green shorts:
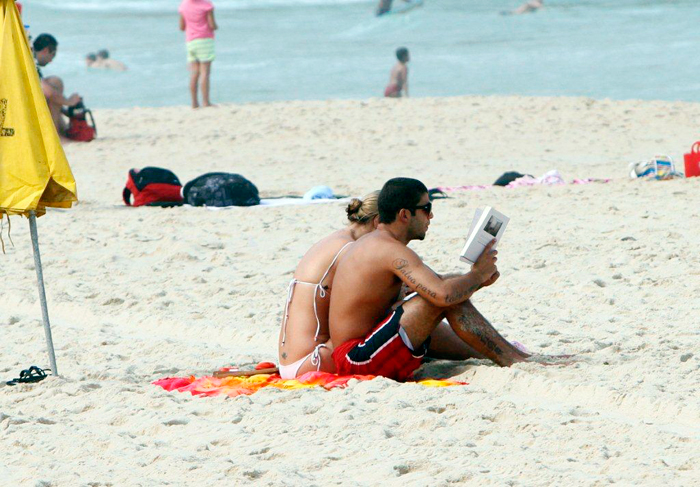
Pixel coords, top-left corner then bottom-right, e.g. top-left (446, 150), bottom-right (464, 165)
top-left (186, 38), bottom-right (215, 63)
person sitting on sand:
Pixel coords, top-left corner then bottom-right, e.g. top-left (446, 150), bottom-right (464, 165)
top-left (384, 47), bottom-right (409, 98)
top-left (329, 178), bottom-right (560, 382)
top-left (33, 33), bottom-right (83, 137)
top-left (278, 192), bottom-right (380, 379)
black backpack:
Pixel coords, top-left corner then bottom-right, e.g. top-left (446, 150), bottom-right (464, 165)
top-left (123, 167), bottom-right (184, 207)
top-left (183, 173), bottom-right (260, 207)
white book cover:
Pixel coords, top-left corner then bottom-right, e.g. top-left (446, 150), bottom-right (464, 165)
top-left (460, 206), bottom-right (509, 265)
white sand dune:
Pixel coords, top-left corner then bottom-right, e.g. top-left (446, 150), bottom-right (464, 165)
top-left (1, 96), bottom-right (699, 486)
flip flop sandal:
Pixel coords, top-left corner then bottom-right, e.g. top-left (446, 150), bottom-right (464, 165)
top-left (428, 188), bottom-right (448, 200)
top-left (6, 366), bottom-right (49, 386)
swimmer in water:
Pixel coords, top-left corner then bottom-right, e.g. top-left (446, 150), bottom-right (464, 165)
top-left (376, 0), bottom-right (413, 16)
top-left (376, 0), bottom-right (393, 16)
top-left (502, 0), bottom-right (543, 16)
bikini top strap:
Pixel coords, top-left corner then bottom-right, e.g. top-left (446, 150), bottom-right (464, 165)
top-left (280, 278), bottom-right (297, 345)
top-left (317, 241), bottom-right (354, 297)
top-left (283, 242), bottom-right (355, 345)
top-left (312, 241), bottom-right (354, 341)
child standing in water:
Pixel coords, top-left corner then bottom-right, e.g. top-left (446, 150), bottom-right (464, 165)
top-left (179, 0), bottom-right (218, 108)
top-left (384, 47), bottom-right (409, 98)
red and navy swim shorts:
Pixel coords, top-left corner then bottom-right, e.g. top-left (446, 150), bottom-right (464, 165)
top-left (332, 304), bottom-right (430, 382)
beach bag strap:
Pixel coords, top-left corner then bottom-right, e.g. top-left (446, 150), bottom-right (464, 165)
top-left (85, 109), bottom-right (97, 137)
top-left (691, 142), bottom-right (700, 154)
top-left (122, 186), bottom-right (132, 206)
top-left (122, 170), bottom-right (139, 206)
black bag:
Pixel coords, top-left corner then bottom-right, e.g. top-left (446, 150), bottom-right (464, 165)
top-left (183, 172), bottom-right (260, 207)
top-left (493, 171), bottom-right (531, 187)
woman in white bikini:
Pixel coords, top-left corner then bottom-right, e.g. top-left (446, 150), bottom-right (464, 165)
top-left (278, 192), bottom-right (379, 379)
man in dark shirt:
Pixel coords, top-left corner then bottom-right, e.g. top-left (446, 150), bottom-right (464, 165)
top-left (33, 34), bottom-right (82, 136)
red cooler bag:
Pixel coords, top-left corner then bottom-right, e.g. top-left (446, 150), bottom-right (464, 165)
top-left (683, 142), bottom-right (700, 178)
top-left (65, 102), bottom-right (97, 142)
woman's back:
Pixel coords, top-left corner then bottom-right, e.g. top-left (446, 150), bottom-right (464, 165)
top-left (278, 230), bottom-right (353, 361)
top-left (276, 191), bottom-right (380, 379)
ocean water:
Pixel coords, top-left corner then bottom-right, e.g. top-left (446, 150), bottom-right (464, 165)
top-left (21, 0), bottom-right (700, 108)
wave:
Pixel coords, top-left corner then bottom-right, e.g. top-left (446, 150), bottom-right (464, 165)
top-left (28, 0), bottom-right (372, 13)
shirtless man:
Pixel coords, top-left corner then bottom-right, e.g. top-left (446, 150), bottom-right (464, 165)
top-left (384, 47), bottom-right (409, 98)
top-left (329, 177), bottom-right (531, 381)
top-left (33, 34), bottom-right (82, 136)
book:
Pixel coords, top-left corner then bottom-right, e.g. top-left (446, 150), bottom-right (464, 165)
top-left (460, 206), bottom-right (509, 265)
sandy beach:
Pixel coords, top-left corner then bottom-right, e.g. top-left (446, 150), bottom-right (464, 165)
top-left (1, 95), bottom-right (699, 486)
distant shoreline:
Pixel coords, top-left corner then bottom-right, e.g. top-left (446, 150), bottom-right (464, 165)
top-left (82, 94), bottom-right (700, 112)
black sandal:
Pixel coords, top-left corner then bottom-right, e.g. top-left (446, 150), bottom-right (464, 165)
top-left (428, 188), bottom-right (448, 200)
top-left (6, 366), bottom-right (50, 386)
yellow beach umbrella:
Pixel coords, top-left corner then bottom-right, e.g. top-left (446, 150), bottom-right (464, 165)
top-left (0, 0), bottom-right (79, 375)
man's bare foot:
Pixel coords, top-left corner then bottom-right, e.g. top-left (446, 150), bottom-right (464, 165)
top-left (202, 103), bottom-right (216, 108)
top-left (192, 103), bottom-right (199, 109)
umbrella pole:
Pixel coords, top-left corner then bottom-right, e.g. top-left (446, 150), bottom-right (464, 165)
top-left (28, 211), bottom-right (58, 376)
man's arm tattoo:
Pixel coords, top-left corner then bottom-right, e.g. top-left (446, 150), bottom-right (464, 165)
top-left (445, 284), bottom-right (480, 304)
top-left (392, 258), bottom-right (437, 299)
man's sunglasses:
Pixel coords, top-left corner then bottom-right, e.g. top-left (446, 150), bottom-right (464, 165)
top-left (407, 202), bottom-right (432, 215)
